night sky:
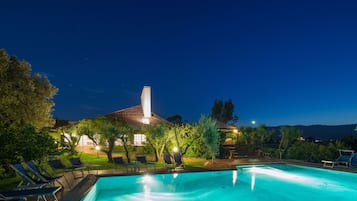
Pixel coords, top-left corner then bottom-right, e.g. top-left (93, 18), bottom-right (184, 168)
top-left (1, 0), bottom-right (357, 126)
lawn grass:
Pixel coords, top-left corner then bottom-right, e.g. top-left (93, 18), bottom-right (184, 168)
top-left (0, 152), bottom-right (207, 191)
top-left (0, 176), bottom-right (21, 191)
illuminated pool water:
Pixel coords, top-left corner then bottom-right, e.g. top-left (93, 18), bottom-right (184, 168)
top-left (82, 164), bottom-right (357, 201)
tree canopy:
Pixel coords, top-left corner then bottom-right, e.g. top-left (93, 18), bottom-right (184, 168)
top-left (77, 116), bottom-right (134, 162)
top-left (0, 49), bottom-right (58, 128)
top-left (278, 127), bottom-right (301, 159)
top-left (142, 122), bottom-right (170, 162)
top-left (170, 115), bottom-right (220, 159)
top-left (0, 126), bottom-right (56, 175)
top-left (210, 99), bottom-right (238, 124)
top-left (166, 114), bottom-right (183, 125)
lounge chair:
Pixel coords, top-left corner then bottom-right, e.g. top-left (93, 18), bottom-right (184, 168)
top-left (335, 149), bottom-right (354, 167)
top-left (322, 149), bottom-right (354, 168)
top-left (113, 156), bottom-right (138, 172)
top-left (24, 160), bottom-right (67, 187)
top-left (48, 159), bottom-right (83, 179)
top-left (10, 163), bottom-right (49, 189)
top-left (351, 152), bottom-right (357, 167)
top-left (136, 155), bottom-right (155, 171)
top-left (0, 186), bottom-right (62, 201)
top-left (69, 157), bottom-right (100, 175)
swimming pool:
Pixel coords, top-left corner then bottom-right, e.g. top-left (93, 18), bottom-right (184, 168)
top-left (82, 164), bottom-right (357, 201)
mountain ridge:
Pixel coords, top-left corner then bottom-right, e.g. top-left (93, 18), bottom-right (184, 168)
top-left (267, 124), bottom-right (357, 140)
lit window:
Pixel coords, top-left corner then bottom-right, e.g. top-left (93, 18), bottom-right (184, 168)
top-left (133, 134), bottom-right (146, 146)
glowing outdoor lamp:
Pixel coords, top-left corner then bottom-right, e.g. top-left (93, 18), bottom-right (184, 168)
top-left (95, 145), bottom-right (100, 157)
top-left (233, 129), bottom-right (238, 133)
top-left (251, 120), bottom-right (256, 125)
top-left (173, 147), bottom-right (179, 153)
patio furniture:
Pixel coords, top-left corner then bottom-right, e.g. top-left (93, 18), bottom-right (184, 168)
top-left (335, 149), bottom-right (354, 167)
top-left (113, 156), bottom-right (138, 172)
top-left (0, 186), bottom-right (62, 201)
top-left (321, 149), bottom-right (354, 168)
top-left (47, 159), bottom-right (83, 179)
top-left (10, 163), bottom-right (48, 188)
top-left (321, 160), bottom-right (337, 168)
top-left (69, 157), bottom-right (100, 175)
top-left (136, 155), bottom-right (155, 171)
top-left (351, 152), bottom-right (357, 167)
top-left (24, 160), bottom-right (67, 187)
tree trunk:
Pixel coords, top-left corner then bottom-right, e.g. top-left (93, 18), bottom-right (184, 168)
top-left (278, 136), bottom-right (284, 160)
top-left (107, 139), bottom-right (115, 163)
top-left (174, 127), bottom-right (181, 151)
top-left (123, 140), bottom-right (130, 163)
top-left (159, 144), bottom-right (166, 161)
top-left (154, 148), bottom-right (159, 162)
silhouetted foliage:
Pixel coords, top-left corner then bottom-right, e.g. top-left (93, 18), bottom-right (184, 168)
top-left (166, 115), bottom-right (183, 125)
top-left (341, 135), bottom-right (357, 151)
top-left (54, 119), bottom-right (70, 128)
top-left (211, 100), bottom-right (223, 122)
top-left (210, 99), bottom-right (237, 124)
top-left (238, 125), bottom-right (275, 154)
top-left (278, 127), bottom-right (301, 159)
top-left (287, 140), bottom-right (348, 162)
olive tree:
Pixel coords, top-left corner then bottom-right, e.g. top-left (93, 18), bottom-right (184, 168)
top-left (78, 116), bottom-right (133, 163)
top-left (142, 123), bottom-right (170, 162)
top-left (58, 125), bottom-right (80, 156)
top-left (0, 49), bottom-right (57, 129)
top-left (171, 115), bottom-right (220, 160)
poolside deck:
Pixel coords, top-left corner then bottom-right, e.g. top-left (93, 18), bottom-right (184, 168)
top-left (56, 158), bottom-right (357, 201)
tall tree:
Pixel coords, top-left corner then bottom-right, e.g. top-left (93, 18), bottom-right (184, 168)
top-left (211, 100), bottom-right (223, 122)
top-left (198, 116), bottom-right (220, 161)
top-left (77, 116), bottom-right (133, 162)
top-left (142, 123), bottom-right (170, 162)
top-left (278, 127), bottom-right (301, 159)
top-left (170, 124), bottom-right (198, 156)
top-left (77, 119), bottom-right (99, 145)
top-left (171, 115), bottom-right (220, 159)
top-left (210, 99), bottom-right (237, 124)
top-left (58, 124), bottom-right (80, 156)
top-left (94, 116), bottom-right (134, 163)
top-left (222, 99), bottom-right (234, 123)
top-left (0, 49), bottom-right (58, 128)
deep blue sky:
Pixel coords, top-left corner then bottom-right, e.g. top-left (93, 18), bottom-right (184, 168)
top-left (2, 0), bottom-right (357, 126)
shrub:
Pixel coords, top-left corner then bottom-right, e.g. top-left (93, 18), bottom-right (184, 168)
top-left (0, 126), bottom-right (56, 176)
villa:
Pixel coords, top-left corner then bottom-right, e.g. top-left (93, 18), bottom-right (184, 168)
top-left (77, 86), bottom-right (171, 147)
top-left (77, 86), bottom-right (238, 149)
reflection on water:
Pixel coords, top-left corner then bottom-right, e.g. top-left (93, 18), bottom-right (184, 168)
top-left (85, 164), bottom-right (357, 201)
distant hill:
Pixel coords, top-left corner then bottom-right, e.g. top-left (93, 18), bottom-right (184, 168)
top-left (268, 124), bottom-right (357, 141)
